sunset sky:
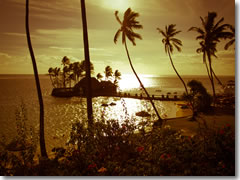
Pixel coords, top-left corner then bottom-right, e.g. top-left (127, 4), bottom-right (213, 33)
top-left (0, 0), bottom-right (236, 76)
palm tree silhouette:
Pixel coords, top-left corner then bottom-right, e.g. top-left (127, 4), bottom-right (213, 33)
top-left (189, 12), bottom-right (231, 103)
top-left (114, 69), bottom-right (121, 85)
top-left (25, 0), bottom-right (47, 158)
top-left (224, 25), bottom-right (235, 50)
top-left (105, 65), bottom-right (113, 80)
top-left (114, 8), bottom-right (163, 125)
top-left (157, 24), bottom-right (189, 96)
top-left (96, 73), bottom-right (103, 81)
top-left (80, 0), bottom-right (93, 137)
top-left (61, 56), bottom-right (70, 88)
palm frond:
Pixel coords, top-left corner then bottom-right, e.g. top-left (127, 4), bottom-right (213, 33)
top-left (115, 11), bottom-right (122, 25)
top-left (114, 29), bottom-right (122, 44)
top-left (122, 31), bottom-right (126, 44)
top-left (124, 8), bottom-right (132, 20)
top-left (164, 44), bottom-right (168, 54)
top-left (224, 39), bottom-right (235, 50)
top-left (157, 28), bottom-right (167, 37)
top-left (171, 38), bottom-right (182, 46)
top-left (172, 42), bottom-right (182, 52)
top-left (213, 17), bottom-right (224, 30)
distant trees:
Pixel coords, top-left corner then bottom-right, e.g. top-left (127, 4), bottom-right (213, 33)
top-left (97, 66), bottom-right (121, 87)
top-left (104, 66), bottom-right (113, 81)
top-left (48, 57), bottom-right (94, 88)
top-left (114, 8), bottom-right (163, 125)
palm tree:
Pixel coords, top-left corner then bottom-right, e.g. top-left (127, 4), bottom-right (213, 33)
top-left (72, 62), bottom-right (83, 84)
top-left (80, 0), bottom-right (93, 138)
top-left (104, 66), bottom-right (113, 80)
top-left (61, 56), bottom-right (70, 88)
top-left (157, 24), bottom-right (189, 96)
top-left (114, 8), bottom-right (163, 125)
top-left (189, 12), bottom-right (231, 103)
top-left (114, 69), bottom-right (121, 86)
top-left (224, 25), bottom-right (235, 50)
top-left (80, 60), bottom-right (94, 76)
top-left (25, 0), bottom-right (47, 158)
top-left (196, 40), bottom-right (224, 88)
top-left (53, 67), bottom-right (61, 87)
top-left (96, 73), bottom-right (103, 81)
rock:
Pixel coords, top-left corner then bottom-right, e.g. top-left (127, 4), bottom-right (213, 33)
top-left (101, 103), bottom-right (108, 107)
top-left (136, 111), bottom-right (151, 117)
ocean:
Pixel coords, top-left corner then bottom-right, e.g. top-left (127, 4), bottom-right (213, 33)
top-left (0, 74), bottom-right (234, 153)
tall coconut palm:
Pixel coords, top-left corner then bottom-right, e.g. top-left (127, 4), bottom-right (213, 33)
top-left (157, 24), bottom-right (189, 96)
top-left (189, 12), bottom-right (231, 103)
top-left (114, 8), bottom-right (163, 125)
top-left (25, 0), bottom-right (47, 158)
top-left (224, 25), bottom-right (235, 50)
top-left (196, 40), bottom-right (224, 87)
top-left (80, 0), bottom-right (93, 136)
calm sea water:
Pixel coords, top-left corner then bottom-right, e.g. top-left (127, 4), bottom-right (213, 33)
top-left (0, 74), bottom-right (234, 153)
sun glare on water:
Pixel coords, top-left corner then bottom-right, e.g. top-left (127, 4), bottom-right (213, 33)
top-left (118, 74), bottom-right (152, 91)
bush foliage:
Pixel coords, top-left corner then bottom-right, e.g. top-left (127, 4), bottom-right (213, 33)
top-left (0, 109), bottom-right (235, 176)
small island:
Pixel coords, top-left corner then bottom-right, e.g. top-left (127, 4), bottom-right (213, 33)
top-left (48, 56), bottom-right (120, 97)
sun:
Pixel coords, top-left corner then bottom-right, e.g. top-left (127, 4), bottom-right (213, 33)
top-left (101, 0), bottom-right (133, 11)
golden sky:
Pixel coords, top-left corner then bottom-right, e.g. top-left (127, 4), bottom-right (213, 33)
top-left (0, 0), bottom-right (236, 76)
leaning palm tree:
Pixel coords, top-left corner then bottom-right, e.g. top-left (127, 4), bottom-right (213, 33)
top-left (25, 0), bottom-right (47, 158)
top-left (157, 24), bottom-right (189, 96)
top-left (224, 25), bottom-right (235, 50)
top-left (196, 40), bottom-right (224, 88)
top-left (114, 8), bottom-right (163, 125)
top-left (189, 12), bottom-right (231, 103)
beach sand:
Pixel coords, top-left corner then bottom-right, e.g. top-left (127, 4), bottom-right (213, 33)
top-left (165, 108), bottom-right (235, 137)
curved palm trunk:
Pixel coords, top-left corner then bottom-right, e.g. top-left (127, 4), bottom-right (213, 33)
top-left (167, 49), bottom-right (194, 115)
top-left (207, 52), bottom-right (216, 105)
top-left (212, 70), bottom-right (224, 87)
top-left (124, 41), bottom-right (163, 125)
top-left (203, 52), bottom-right (211, 80)
top-left (25, 0), bottom-right (48, 158)
top-left (167, 49), bottom-right (189, 95)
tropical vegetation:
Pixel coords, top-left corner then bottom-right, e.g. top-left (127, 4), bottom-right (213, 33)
top-left (188, 12), bottom-right (232, 104)
top-left (0, 102), bottom-right (235, 175)
top-left (20, 1), bottom-right (235, 176)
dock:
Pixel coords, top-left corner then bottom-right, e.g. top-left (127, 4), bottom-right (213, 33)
top-left (100, 92), bottom-right (182, 101)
